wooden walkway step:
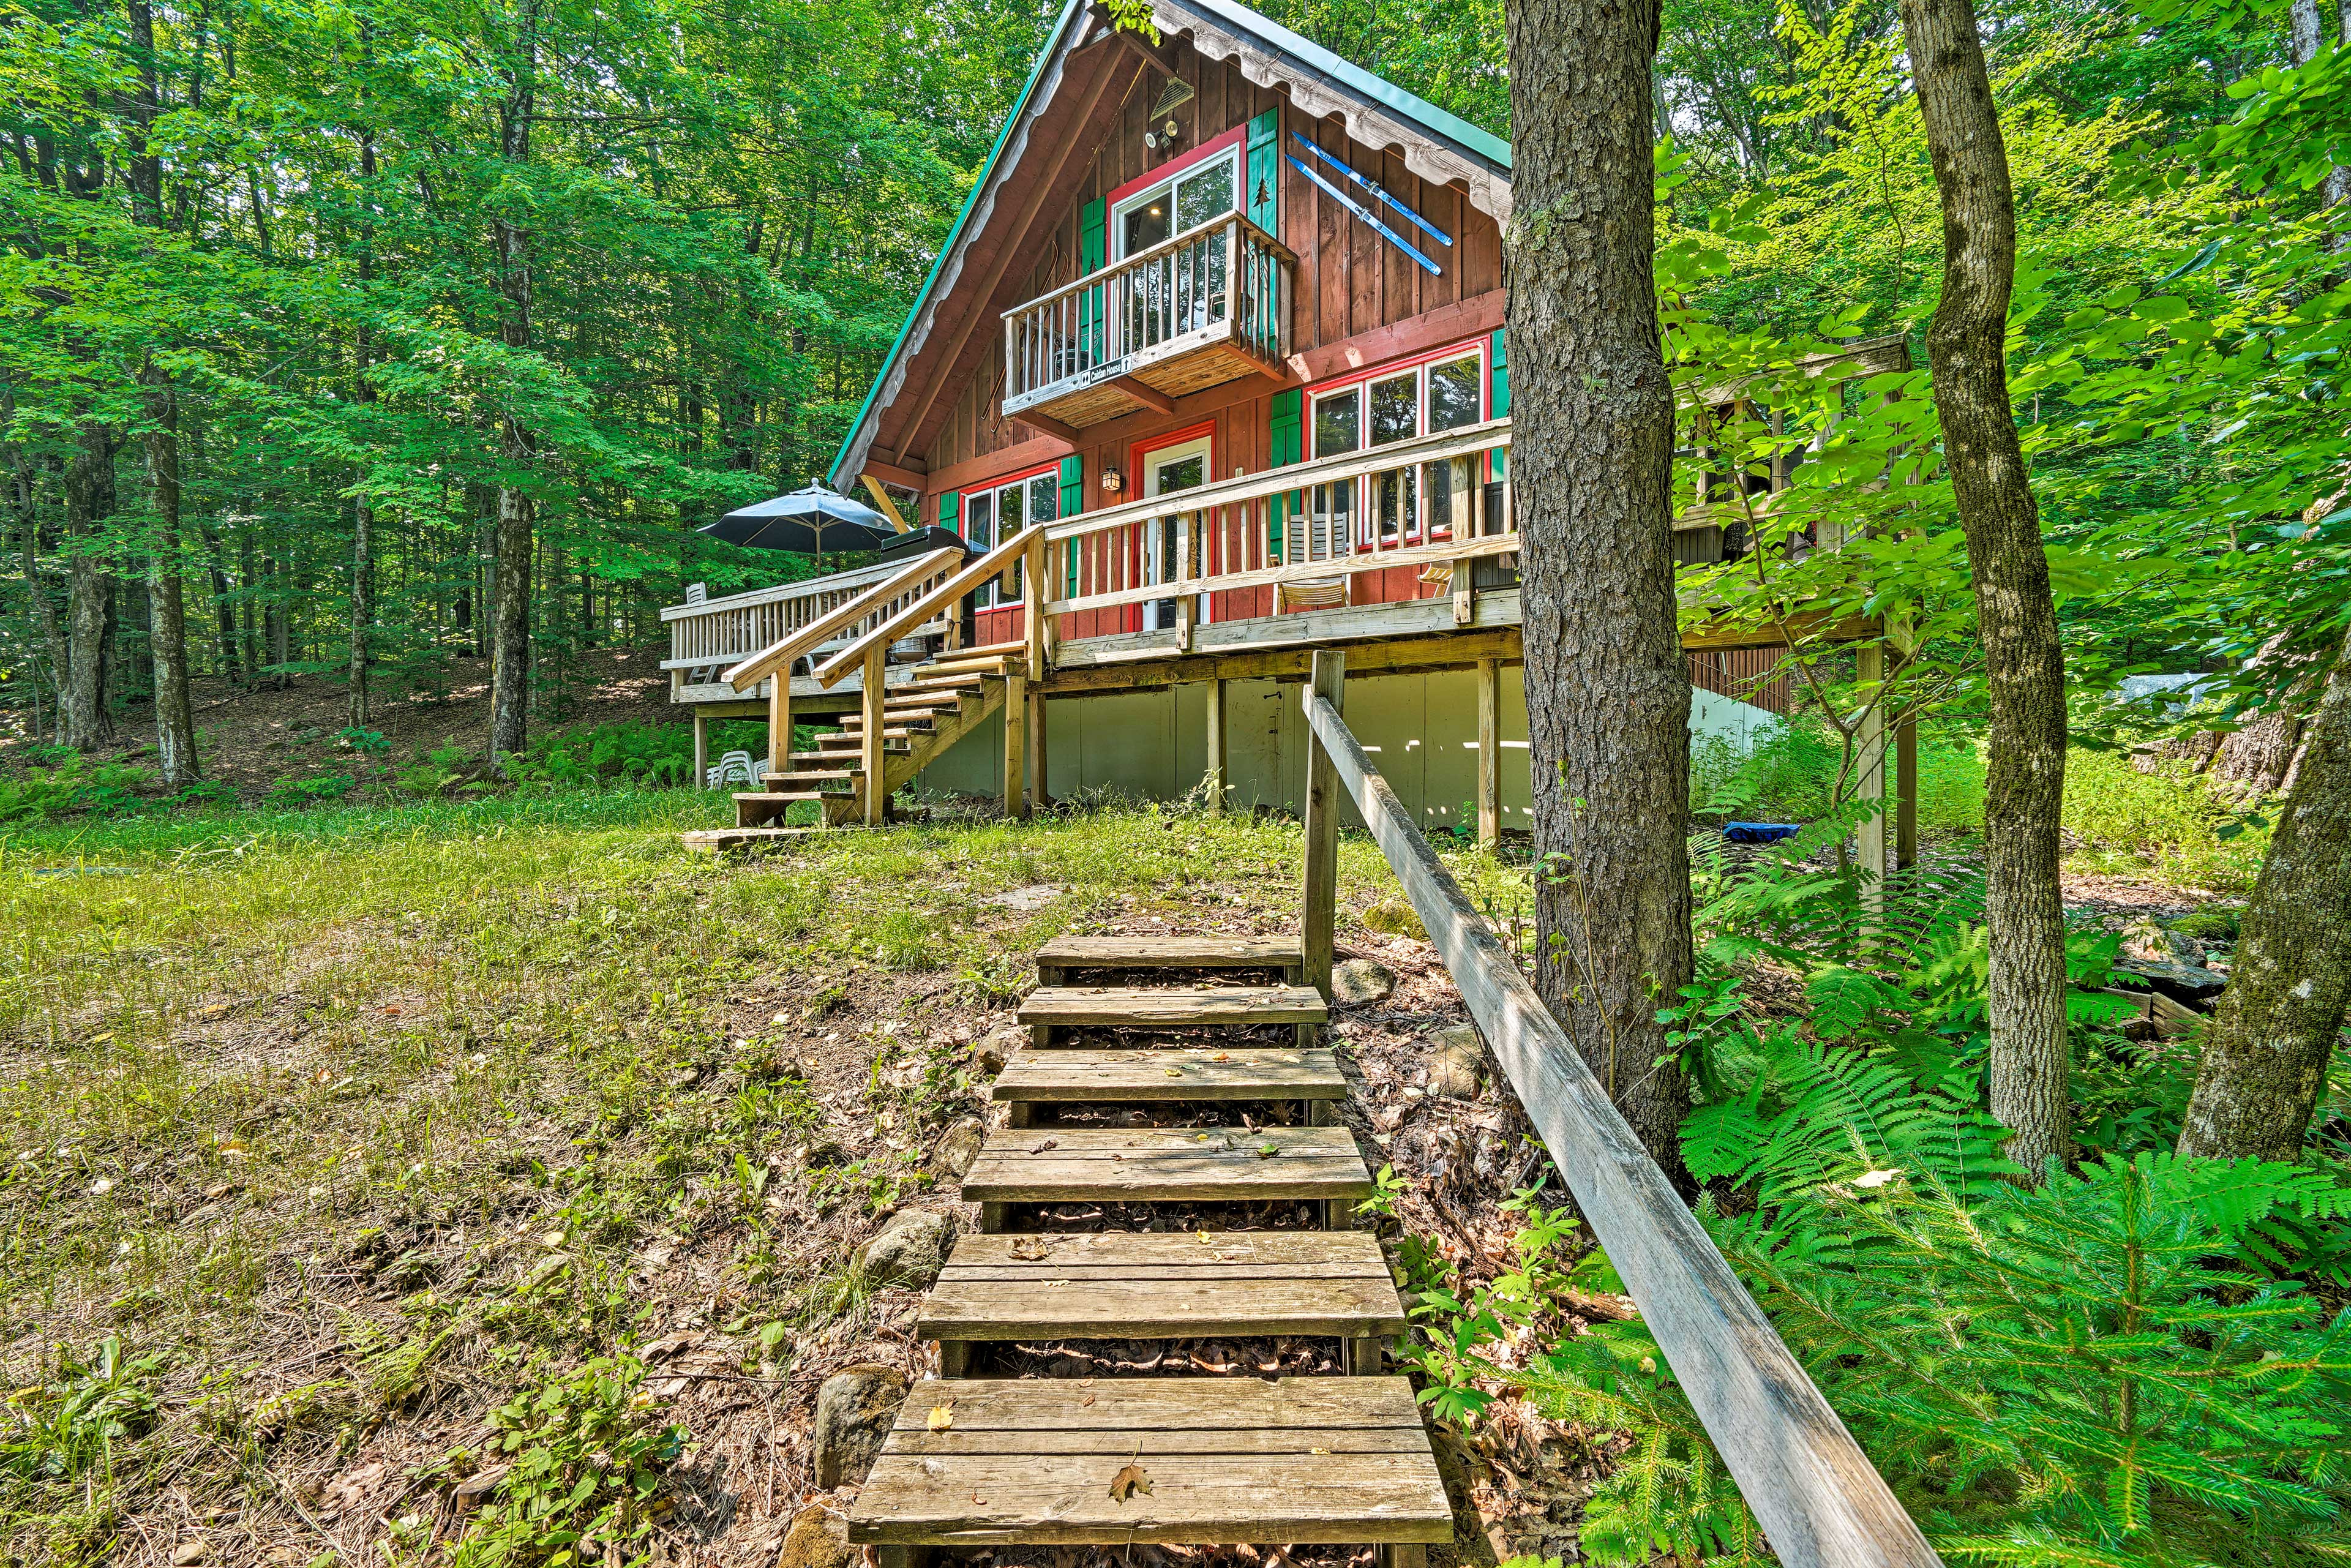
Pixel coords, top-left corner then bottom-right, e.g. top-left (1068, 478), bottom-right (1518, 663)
top-left (921, 1230), bottom-right (1406, 1373)
top-left (993, 1046), bottom-right (1345, 1111)
top-left (961, 1125), bottom-right (1373, 1225)
top-left (681, 825), bottom-right (873, 851)
top-left (1016, 984), bottom-right (1326, 1030)
top-left (847, 1376), bottom-right (1447, 1555)
top-left (1035, 933), bottom-right (1305, 983)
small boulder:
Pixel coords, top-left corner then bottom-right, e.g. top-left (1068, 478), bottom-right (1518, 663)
top-left (2117, 958), bottom-right (2226, 1009)
top-left (2120, 918), bottom-right (2203, 968)
top-left (776, 1504), bottom-right (857, 1568)
top-left (856, 1208), bottom-right (955, 1291)
top-left (1425, 1024), bottom-right (1483, 1100)
top-left (1361, 898), bottom-right (1425, 941)
top-left (973, 1022), bottom-right (1024, 1076)
top-left (929, 1116), bottom-right (987, 1179)
top-left (1330, 958), bottom-right (1395, 1008)
top-left (813, 1364), bottom-right (909, 1489)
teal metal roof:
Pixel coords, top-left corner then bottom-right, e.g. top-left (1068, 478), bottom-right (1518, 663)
top-left (828, 0), bottom-right (1510, 488)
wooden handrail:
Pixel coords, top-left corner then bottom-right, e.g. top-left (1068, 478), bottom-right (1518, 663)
top-left (719, 547), bottom-right (964, 694)
top-left (1299, 660), bottom-right (1943, 1568)
top-left (1001, 212), bottom-right (1297, 320)
top-left (1043, 530), bottom-right (1518, 617)
top-left (1041, 418), bottom-right (1512, 546)
top-left (811, 528), bottom-right (1037, 688)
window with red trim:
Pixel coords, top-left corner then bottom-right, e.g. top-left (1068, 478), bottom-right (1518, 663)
top-left (962, 463), bottom-right (1060, 607)
top-left (1300, 340), bottom-right (1488, 555)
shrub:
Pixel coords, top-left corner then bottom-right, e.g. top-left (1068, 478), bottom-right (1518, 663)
top-left (1, 1337), bottom-right (165, 1482)
top-left (264, 772), bottom-right (359, 810)
top-left (1690, 715), bottom-right (1985, 832)
top-left (509, 720), bottom-right (694, 790)
top-left (0, 754), bottom-right (155, 822)
top-left (2064, 748), bottom-right (2267, 890)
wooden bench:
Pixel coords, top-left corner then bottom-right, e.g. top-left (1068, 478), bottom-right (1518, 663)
top-left (960, 1125), bottom-right (1373, 1231)
top-left (847, 1376), bottom-right (1448, 1564)
top-left (921, 1229), bottom-right (1406, 1375)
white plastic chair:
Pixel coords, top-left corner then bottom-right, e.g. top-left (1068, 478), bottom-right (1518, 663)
top-left (707, 749), bottom-right (756, 788)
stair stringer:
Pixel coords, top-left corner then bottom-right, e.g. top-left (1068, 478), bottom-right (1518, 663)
top-left (823, 675), bottom-right (1008, 826)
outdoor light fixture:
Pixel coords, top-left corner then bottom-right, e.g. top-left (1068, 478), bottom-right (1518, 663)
top-left (1101, 467), bottom-right (1124, 494)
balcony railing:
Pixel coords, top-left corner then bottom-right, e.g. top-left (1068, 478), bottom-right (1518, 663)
top-left (661, 553), bottom-right (956, 679)
top-left (1003, 213), bottom-right (1294, 429)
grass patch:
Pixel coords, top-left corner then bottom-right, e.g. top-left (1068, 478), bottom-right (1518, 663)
top-left (2063, 748), bottom-right (2269, 891)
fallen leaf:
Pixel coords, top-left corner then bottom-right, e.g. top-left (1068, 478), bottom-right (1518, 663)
top-left (1108, 1462), bottom-right (1153, 1502)
top-left (1028, 1139), bottom-right (1058, 1155)
top-left (1310, 1447), bottom-right (1332, 1456)
top-left (928, 1404), bottom-right (955, 1431)
top-left (1163, 1067), bottom-right (1185, 1078)
top-left (1194, 1133), bottom-right (1210, 1142)
top-left (1081, 1394), bottom-right (1095, 1406)
top-left (1256, 1142), bottom-right (1280, 1159)
top-left (1010, 1238), bottom-right (1053, 1261)
top-left (1196, 1229), bottom-right (1213, 1244)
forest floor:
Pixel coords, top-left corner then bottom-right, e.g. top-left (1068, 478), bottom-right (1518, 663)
top-left (0, 797), bottom-right (1622, 1568)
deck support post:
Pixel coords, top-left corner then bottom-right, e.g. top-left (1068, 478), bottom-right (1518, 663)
top-left (1475, 656), bottom-right (1500, 846)
top-left (861, 645), bottom-right (887, 828)
top-left (1854, 640), bottom-right (1894, 922)
top-left (937, 1340), bottom-right (972, 1379)
top-left (692, 707), bottom-right (708, 790)
top-left (1005, 669), bottom-right (1030, 819)
top-left (1176, 512), bottom-right (1198, 653)
top-left (1896, 708), bottom-right (1918, 871)
top-left (1302, 650), bottom-right (1346, 1007)
top-left (766, 675), bottom-right (789, 782)
top-left (1207, 677), bottom-right (1229, 812)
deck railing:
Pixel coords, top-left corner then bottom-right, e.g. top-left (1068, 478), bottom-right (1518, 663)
top-left (1296, 649), bottom-right (1942, 1568)
top-left (1003, 213), bottom-right (1294, 417)
top-left (662, 558), bottom-right (920, 675)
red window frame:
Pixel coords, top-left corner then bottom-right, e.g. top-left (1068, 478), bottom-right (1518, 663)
top-left (1304, 339), bottom-right (1492, 549)
top-left (1103, 125), bottom-right (1248, 219)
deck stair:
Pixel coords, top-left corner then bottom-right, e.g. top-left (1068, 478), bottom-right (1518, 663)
top-left (732, 649), bottom-right (1021, 830)
top-left (845, 931), bottom-right (1450, 1568)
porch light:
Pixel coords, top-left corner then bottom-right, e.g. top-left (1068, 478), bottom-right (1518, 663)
top-left (1102, 468), bottom-right (1124, 495)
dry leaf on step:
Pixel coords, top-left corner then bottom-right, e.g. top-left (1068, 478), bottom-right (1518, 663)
top-left (1028, 1139), bottom-right (1058, 1155)
top-left (1108, 1462), bottom-right (1153, 1502)
top-left (928, 1404), bottom-right (955, 1431)
top-left (1010, 1238), bottom-right (1053, 1261)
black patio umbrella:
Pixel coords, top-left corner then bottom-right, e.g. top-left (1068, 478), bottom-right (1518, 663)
top-left (700, 485), bottom-right (899, 555)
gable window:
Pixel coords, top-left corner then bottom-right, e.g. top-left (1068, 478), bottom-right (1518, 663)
top-left (1112, 144), bottom-right (1240, 259)
top-left (1300, 342), bottom-right (1489, 557)
top-left (962, 468), bottom-right (1060, 607)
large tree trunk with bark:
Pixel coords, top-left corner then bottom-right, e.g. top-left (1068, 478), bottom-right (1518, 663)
top-left (1900, 0), bottom-right (2072, 1177)
top-left (62, 425), bottom-right (117, 749)
top-left (2178, 617), bottom-right (2351, 1159)
top-left (1504, 0), bottom-right (1695, 1179)
top-left (143, 380), bottom-right (198, 784)
top-left (486, 24), bottom-right (538, 765)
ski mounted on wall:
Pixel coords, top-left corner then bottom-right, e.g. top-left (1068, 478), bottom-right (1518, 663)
top-left (1289, 133), bottom-right (1454, 251)
top-left (1282, 153), bottom-right (1444, 277)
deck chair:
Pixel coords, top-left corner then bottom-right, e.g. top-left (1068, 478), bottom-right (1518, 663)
top-left (706, 749), bottom-right (757, 788)
top-left (1275, 576), bottom-right (1349, 614)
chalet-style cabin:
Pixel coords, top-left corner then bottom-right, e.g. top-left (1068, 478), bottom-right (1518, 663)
top-left (662, 0), bottom-right (1872, 845)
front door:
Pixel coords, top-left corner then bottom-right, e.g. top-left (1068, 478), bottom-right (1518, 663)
top-left (1143, 438), bottom-right (1210, 631)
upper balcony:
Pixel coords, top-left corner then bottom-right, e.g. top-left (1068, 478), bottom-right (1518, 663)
top-left (1002, 213), bottom-right (1294, 433)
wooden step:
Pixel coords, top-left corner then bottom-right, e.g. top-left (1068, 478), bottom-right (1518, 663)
top-left (847, 1376), bottom-right (1449, 1551)
top-left (1016, 985), bottom-right (1327, 1029)
top-left (1036, 934), bottom-right (1305, 983)
top-left (816, 730), bottom-right (918, 748)
top-left (897, 673), bottom-right (989, 695)
top-left (683, 825), bottom-right (875, 851)
top-left (925, 640), bottom-right (1026, 668)
top-left (920, 1229), bottom-right (1406, 1350)
top-left (960, 1125), bottom-right (1373, 1212)
top-left (789, 747), bottom-right (904, 764)
top-left (993, 1047), bottom-right (1345, 1106)
top-left (761, 768), bottom-right (855, 788)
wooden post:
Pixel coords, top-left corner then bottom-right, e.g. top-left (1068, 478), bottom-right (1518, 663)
top-left (1301, 650), bottom-right (1346, 1002)
top-left (861, 644), bottom-right (887, 828)
top-left (1024, 533), bottom-right (1051, 675)
top-left (1207, 677), bottom-right (1229, 813)
top-left (1027, 685), bottom-right (1049, 809)
top-left (1175, 511), bottom-right (1197, 653)
top-left (766, 674), bottom-right (789, 779)
top-left (1476, 657), bottom-right (1501, 846)
top-left (1853, 641), bottom-right (1891, 919)
top-left (1004, 668), bottom-right (1030, 819)
top-left (692, 707), bottom-right (707, 790)
top-left (1896, 712), bottom-right (1919, 870)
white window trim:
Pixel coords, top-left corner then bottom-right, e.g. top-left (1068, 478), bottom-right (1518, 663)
top-left (1141, 436), bottom-right (1214, 631)
top-left (1304, 344), bottom-right (1490, 550)
top-left (1109, 146), bottom-right (1242, 261)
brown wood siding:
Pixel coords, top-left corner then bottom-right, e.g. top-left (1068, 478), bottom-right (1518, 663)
top-left (1689, 648), bottom-right (1790, 715)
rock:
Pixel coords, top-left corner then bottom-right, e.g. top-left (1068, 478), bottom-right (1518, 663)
top-left (2120, 918), bottom-right (2204, 968)
top-left (173, 1542), bottom-right (207, 1567)
top-left (973, 1022), bottom-right (1024, 1076)
top-left (814, 1364), bottom-right (909, 1489)
top-left (929, 1117), bottom-right (986, 1179)
top-left (1425, 1025), bottom-right (1483, 1100)
top-left (777, 1504), bottom-right (858, 1568)
top-left (1330, 958), bottom-right (1395, 1008)
top-left (2115, 957), bottom-right (2227, 1009)
top-left (1361, 898), bottom-right (1425, 941)
top-left (856, 1208), bottom-right (954, 1291)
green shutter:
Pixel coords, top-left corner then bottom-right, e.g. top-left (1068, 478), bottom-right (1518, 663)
top-left (939, 490), bottom-right (961, 531)
top-left (1490, 329), bottom-right (1509, 418)
top-left (1245, 109), bottom-right (1280, 238)
top-left (1078, 198), bottom-right (1106, 364)
top-left (1267, 387), bottom-right (1302, 563)
top-left (1058, 455), bottom-right (1084, 596)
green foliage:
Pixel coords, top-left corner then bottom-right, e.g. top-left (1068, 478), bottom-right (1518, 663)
top-left (441, 1354), bottom-right (688, 1568)
top-left (509, 721), bottom-right (695, 791)
top-left (262, 772), bottom-right (359, 811)
top-left (0, 1338), bottom-right (165, 1484)
top-left (2063, 749), bottom-right (2270, 891)
top-left (0, 753), bottom-right (159, 821)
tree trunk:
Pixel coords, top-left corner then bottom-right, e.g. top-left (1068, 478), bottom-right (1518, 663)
top-left (350, 494), bottom-right (373, 726)
top-left (1900, 0), bottom-right (2072, 1178)
top-left (143, 380), bottom-right (198, 783)
top-left (2177, 617), bottom-right (2351, 1160)
top-left (198, 519), bottom-right (239, 682)
top-left (486, 18), bottom-right (538, 764)
top-left (61, 425), bottom-right (116, 749)
top-left (239, 527), bottom-right (260, 684)
top-left (1504, 0), bottom-right (1695, 1180)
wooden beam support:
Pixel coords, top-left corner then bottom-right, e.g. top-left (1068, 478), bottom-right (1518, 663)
top-left (1004, 668), bottom-right (1030, 820)
top-left (1111, 373), bottom-right (1177, 415)
top-left (1012, 409), bottom-right (1084, 445)
top-left (1207, 677), bottom-right (1228, 813)
top-left (861, 457), bottom-right (928, 491)
top-left (1037, 628), bottom-right (1524, 694)
top-left (767, 675), bottom-right (790, 782)
top-left (860, 475), bottom-right (913, 531)
top-left (692, 707), bottom-right (708, 790)
top-left (1027, 683), bottom-right (1050, 809)
top-left (1476, 656), bottom-right (1500, 846)
top-left (861, 645), bottom-right (888, 828)
top-left (1300, 650), bottom-right (1345, 1005)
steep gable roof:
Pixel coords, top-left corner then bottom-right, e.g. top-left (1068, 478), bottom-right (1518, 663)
top-left (829, 0), bottom-right (1513, 488)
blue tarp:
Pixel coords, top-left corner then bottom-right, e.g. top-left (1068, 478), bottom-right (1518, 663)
top-left (1723, 822), bottom-right (1802, 844)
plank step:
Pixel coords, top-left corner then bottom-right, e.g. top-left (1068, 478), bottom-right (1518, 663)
top-left (732, 790), bottom-right (829, 806)
top-left (816, 730), bottom-right (919, 748)
top-left (683, 825), bottom-right (875, 850)
top-left (761, 769), bottom-right (855, 787)
top-left (1035, 934), bottom-right (1305, 980)
top-left (898, 673), bottom-right (989, 694)
top-left (960, 1125), bottom-right (1372, 1207)
top-left (1016, 985), bottom-right (1327, 1029)
top-left (920, 1229), bottom-right (1405, 1343)
top-left (847, 1376), bottom-right (1449, 1548)
top-left (992, 1047), bottom-right (1346, 1105)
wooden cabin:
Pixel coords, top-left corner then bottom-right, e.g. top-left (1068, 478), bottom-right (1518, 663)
top-left (661, 0), bottom-right (1901, 846)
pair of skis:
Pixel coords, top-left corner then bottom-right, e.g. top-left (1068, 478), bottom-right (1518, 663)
top-left (1282, 132), bottom-right (1453, 276)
